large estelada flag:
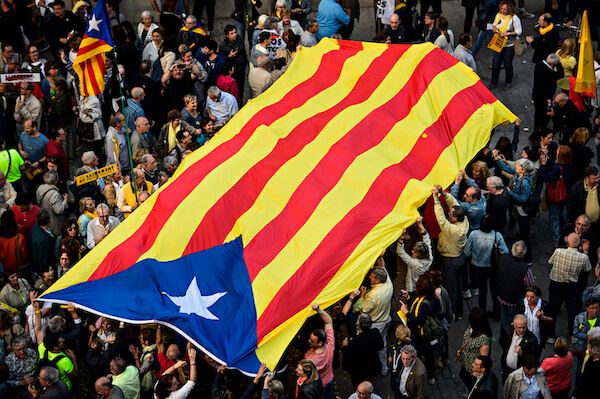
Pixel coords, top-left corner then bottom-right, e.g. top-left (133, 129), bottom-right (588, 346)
top-left (574, 11), bottom-right (596, 97)
top-left (73, 0), bottom-right (114, 96)
top-left (41, 39), bottom-right (515, 374)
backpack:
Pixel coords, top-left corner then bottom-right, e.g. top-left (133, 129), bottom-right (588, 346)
top-left (410, 298), bottom-right (444, 346)
top-left (421, 301), bottom-right (444, 345)
top-left (36, 348), bottom-right (67, 375)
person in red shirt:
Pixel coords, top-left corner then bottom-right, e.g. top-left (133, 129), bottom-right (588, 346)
top-left (304, 303), bottom-right (335, 399)
top-left (46, 128), bottom-right (70, 181)
top-left (11, 192), bottom-right (40, 244)
top-left (155, 326), bottom-right (189, 380)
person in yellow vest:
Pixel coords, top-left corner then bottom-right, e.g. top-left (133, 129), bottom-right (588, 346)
top-left (116, 168), bottom-right (153, 218)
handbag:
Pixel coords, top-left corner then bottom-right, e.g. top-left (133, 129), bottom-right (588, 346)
top-left (455, 337), bottom-right (476, 362)
top-left (487, 33), bottom-right (508, 53)
top-left (514, 37), bottom-right (526, 56)
top-left (76, 118), bottom-right (95, 140)
top-left (547, 166), bottom-right (567, 203)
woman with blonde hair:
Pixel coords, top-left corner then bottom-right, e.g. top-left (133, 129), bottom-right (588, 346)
top-left (470, 160), bottom-right (490, 189)
top-left (568, 127), bottom-right (593, 183)
top-left (77, 197), bottom-right (97, 240)
top-left (295, 359), bottom-right (322, 399)
top-left (490, 0), bottom-right (522, 90)
top-left (556, 38), bottom-right (577, 93)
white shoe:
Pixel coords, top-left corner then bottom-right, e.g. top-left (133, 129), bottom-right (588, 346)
top-left (519, 8), bottom-right (535, 18)
top-left (571, 336), bottom-right (578, 344)
top-left (547, 337), bottom-right (556, 344)
top-left (471, 289), bottom-right (480, 296)
top-left (428, 378), bottom-right (436, 385)
top-left (463, 290), bottom-right (472, 299)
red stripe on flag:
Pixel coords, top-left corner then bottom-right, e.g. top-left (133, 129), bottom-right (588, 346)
top-left (88, 45), bottom-right (366, 281)
top-left (255, 80), bottom-right (497, 342)
top-left (241, 50), bottom-right (457, 280)
top-left (77, 39), bottom-right (109, 55)
top-left (181, 45), bottom-right (413, 258)
top-left (86, 58), bottom-right (101, 95)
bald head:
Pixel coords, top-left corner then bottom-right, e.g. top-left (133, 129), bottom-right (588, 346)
top-left (257, 55), bottom-right (270, 69)
top-left (390, 13), bottom-right (400, 30)
top-left (567, 232), bottom-right (581, 248)
top-left (95, 377), bottom-right (112, 397)
top-left (358, 381), bottom-right (374, 395)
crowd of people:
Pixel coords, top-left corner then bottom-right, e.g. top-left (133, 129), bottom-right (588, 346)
top-left (0, 0), bottom-right (598, 399)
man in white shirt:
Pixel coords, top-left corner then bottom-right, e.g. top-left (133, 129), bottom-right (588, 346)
top-left (87, 203), bottom-right (120, 249)
top-left (301, 18), bottom-right (319, 47)
top-left (205, 86), bottom-right (239, 126)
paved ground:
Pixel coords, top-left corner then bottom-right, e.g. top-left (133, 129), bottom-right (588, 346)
top-left (75, 1), bottom-right (592, 398)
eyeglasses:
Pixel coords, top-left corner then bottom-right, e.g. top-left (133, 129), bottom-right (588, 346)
top-left (68, 226), bottom-right (76, 231)
top-left (60, 257), bottom-right (70, 261)
top-left (30, 50), bottom-right (39, 54)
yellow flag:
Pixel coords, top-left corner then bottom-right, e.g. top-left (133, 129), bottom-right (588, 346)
top-left (574, 11), bottom-right (596, 97)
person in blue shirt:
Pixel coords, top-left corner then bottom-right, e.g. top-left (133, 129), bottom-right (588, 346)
top-left (316, 0), bottom-right (350, 40)
top-left (450, 169), bottom-right (487, 231)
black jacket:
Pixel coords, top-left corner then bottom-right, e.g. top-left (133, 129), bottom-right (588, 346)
top-left (530, 25), bottom-right (559, 63)
top-left (496, 254), bottom-right (531, 305)
top-left (486, 189), bottom-right (510, 232)
top-left (532, 61), bottom-right (563, 102)
top-left (342, 328), bottom-right (384, 381)
top-left (566, 179), bottom-right (600, 225)
top-left (219, 36), bottom-right (248, 71)
top-left (500, 327), bottom-right (538, 372)
top-left (552, 100), bottom-right (589, 144)
top-left (471, 371), bottom-right (499, 399)
top-left (297, 377), bottom-right (323, 399)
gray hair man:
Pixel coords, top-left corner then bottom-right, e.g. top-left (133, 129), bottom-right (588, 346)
top-left (206, 86), bottom-right (239, 125)
top-left (36, 170), bottom-right (69, 235)
top-left (548, 232), bottom-right (592, 343)
top-left (397, 344), bottom-right (429, 398)
top-left (248, 55), bottom-right (273, 99)
top-left (87, 203), bottom-right (120, 249)
top-left (361, 266), bottom-right (393, 377)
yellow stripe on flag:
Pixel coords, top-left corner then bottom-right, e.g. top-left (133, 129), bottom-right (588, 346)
top-left (255, 100), bottom-right (515, 367)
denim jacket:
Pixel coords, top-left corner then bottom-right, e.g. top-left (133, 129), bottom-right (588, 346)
top-left (450, 179), bottom-right (487, 230)
top-left (465, 230), bottom-right (509, 267)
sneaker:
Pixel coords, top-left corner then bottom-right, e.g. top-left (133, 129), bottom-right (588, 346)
top-left (471, 289), bottom-right (480, 296)
top-left (547, 337), bottom-right (556, 344)
top-left (519, 8), bottom-right (535, 18)
top-left (503, 83), bottom-right (512, 91)
top-left (571, 336), bottom-right (577, 344)
top-left (463, 290), bottom-right (472, 299)
top-left (428, 378), bottom-right (436, 385)
top-left (488, 83), bottom-right (498, 89)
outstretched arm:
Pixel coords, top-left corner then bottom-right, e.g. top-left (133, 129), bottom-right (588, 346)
top-left (311, 303), bottom-right (333, 330)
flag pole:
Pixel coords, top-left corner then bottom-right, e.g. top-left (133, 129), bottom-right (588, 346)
top-left (112, 50), bottom-right (138, 201)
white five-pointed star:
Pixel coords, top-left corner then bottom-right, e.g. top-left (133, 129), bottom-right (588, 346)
top-left (88, 15), bottom-right (102, 32)
top-left (162, 277), bottom-right (227, 320)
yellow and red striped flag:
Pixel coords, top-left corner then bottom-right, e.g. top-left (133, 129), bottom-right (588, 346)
top-left (73, 0), bottom-right (114, 96)
top-left (575, 11), bottom-right (596, 97)
top-left (41, 39), bottom-right (515, 374)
